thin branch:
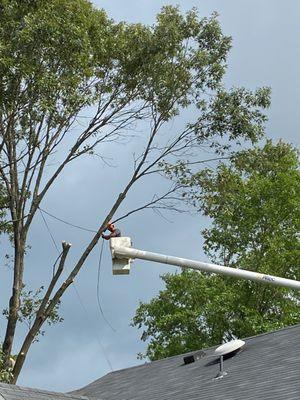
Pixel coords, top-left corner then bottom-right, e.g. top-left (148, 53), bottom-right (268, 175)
top-left (112, 186), bottom-right (182, 224)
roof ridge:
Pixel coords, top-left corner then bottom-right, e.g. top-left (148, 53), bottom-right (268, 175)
top-left (0, 381), bottom-right (89, 400)
top-left (101, 323), bottom-right (300, 377)
top-left (241, 322), bottom-right (300, 342)
top-left (73, 323), bottom-right (300, 400)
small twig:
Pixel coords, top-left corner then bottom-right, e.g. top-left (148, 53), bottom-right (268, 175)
top-left (112, 186), bottom-right (183, 224)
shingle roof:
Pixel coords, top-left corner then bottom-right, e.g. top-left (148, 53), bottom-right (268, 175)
top-left (0, 382), bottom-right (88, 400)
top-left (1, 324), bottom-right (299, 400)
top-left (72, 324), bottom-right (300, 400)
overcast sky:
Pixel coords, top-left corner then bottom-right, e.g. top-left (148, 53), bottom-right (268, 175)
top-left (1, 0), bottom-right (299, 394)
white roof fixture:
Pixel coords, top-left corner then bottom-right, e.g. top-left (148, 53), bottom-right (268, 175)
top-left (213, 339), bottom-right (245, 380)
top-left (214, 339), bottom-right (245, 357)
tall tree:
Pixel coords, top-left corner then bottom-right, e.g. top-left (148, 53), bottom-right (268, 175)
top-left (133, 141), bottom-right (300, 361)
top-left (0, 1), bottom-right (270, 382)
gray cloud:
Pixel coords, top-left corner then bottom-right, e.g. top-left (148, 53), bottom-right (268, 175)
top-left (1, 0), bottom-right (298, 393)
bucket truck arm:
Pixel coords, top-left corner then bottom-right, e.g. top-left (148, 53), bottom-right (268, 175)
top-left (110, 237), bottom-right (300, 291)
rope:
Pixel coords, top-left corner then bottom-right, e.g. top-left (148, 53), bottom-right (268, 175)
top-left (39, 208), bottom-right (114, 371)
top-left (39, 208), bottom-right (60, 253)
top-left (96, 239), bottom-right (116, 333)
top-left (72, 283), bottom-right (114, 372)
top-left (38, 207), bottom-right (97, 233)
top-left (52, 252), bottom-right (63, 278)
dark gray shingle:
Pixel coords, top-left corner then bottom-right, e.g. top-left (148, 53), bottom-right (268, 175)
top-left (72, 324), bottom-right (300, 400)
top-left (1, 324), bottom-right (299, 400)
top-left (0, 382), bottom-right (88, 400)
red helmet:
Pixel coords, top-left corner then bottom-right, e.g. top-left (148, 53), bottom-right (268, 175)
top-left (107, 222), bottom-right (115, 230)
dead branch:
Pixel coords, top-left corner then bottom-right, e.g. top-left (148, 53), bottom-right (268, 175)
top-left (11, 241), bottom-right (71, 382)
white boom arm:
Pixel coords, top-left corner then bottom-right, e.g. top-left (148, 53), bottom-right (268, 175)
top-left (110, 237), bottom-right (300, 291)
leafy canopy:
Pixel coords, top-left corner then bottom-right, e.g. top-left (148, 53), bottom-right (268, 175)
top-left (0, 2), bottom-right (270, 141)
top-left (133, 141), bottom-right (300, 360)
top-left (0, 0), bottom-right (272, 382)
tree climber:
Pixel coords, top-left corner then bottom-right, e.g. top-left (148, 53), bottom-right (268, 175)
top-left (102, 222), bottom-right (121, 240)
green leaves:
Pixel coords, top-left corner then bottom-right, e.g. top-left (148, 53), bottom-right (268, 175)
top-left (206, 87), bottom-right (271, 141)
top-left (133, 271), bottom-right (236, 360)
top-left (3, 286), bottom-right (63, 341)
top-left (0, 1), bottom-right (270, 143)
top-left (197, 141), bottom-right (300, 266)
top-left (0, 0), bottom-right (274, 375)
top-left (133, 142), bottom-right (300, 360)
top-left (0, 345), bottom-right (13, 383)
top-left (0, 0), bottom-right (110, 125)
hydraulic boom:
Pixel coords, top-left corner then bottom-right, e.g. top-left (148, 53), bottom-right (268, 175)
top-left (110, 237), bottom-right (300, 291)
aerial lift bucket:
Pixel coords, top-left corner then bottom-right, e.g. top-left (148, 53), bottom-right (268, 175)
top-left (110, 237), bottom-right (133, 275)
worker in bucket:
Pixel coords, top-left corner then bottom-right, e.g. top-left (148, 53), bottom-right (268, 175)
top-left (102, 222), bottom-right (121, 240)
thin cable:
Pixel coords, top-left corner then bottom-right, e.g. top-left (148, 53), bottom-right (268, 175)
top-left (38, 207), bottom-right (97, 233)
top-left (96, 239), bottom-right (116, 333)
top-left (39, 209), bottom-right (60, 253)
top-left (72, 284), bottom-right (113, 372)
top-left (39, 208), bottom-right (63, 276)
top-left (38, 208), bottom-right (113, 371)
top-left (40, 207), bottom-right (116, 332)
top-left (52, 252), bottom-right (63, 278)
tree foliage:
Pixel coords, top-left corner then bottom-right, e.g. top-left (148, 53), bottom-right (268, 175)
top-left (133, 141), bottom-right (300, 360)
top-left (0, 346), bottom-right (13, 384)
top-left (0, 0), bottom-right (270, 381)
top-left (3, 286), bottom-right (63, 341)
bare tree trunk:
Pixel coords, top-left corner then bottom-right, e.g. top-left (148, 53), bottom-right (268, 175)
top-left (11, 191), bottom-right (127, 382)
top-left (2, 232), bottom-right (26, 366)
top-left (11, 242), bottom-right (72, 383)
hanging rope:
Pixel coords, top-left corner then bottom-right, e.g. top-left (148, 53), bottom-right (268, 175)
top-left (39, 208), bottom-right (114, 371)
top-left (96, 239), bottom-right (116, 333)
top-left (38, 207), bottom-right (97, 233)
top-left (52, 251), bottom-right (63, 278)
top-left (72, 283), bottom-right (114, 372)
top-left (39, 208), bottom-right (60, 253)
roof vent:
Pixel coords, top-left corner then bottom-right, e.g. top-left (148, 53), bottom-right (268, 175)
top-left (183, 350), bottom-right (205, 365)
top-left (214, 339), bottom-right (245, 379)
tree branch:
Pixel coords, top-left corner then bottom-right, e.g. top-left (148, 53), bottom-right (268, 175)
top-left (11, 241), bottom-right (71, 383)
